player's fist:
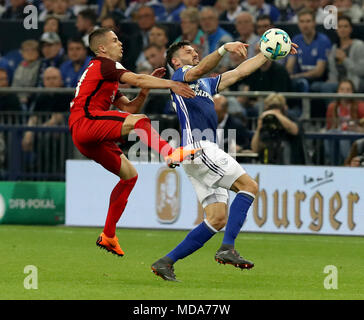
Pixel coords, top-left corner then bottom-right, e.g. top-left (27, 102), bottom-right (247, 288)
top-left (224, 42), bottom-right (249, 59)
top-left (170, 81), bottom-right (195, 98)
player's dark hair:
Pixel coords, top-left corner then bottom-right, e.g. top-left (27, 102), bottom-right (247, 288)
top-left (89, 27), bottom-right (113, 54)
top-left (166, 40), bottom-right (191, 69)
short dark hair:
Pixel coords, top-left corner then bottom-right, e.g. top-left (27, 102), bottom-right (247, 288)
top-left (152, 24), bottom-right (169, 37)
top-left (89, 27), bottom-right (113, 54)
top-left (297, 8), bottom-right (315, 21)
top-left (78, 8), bottom-right (98, 25)
top-left (338, 15), bottom-right (353, 28)
top-left (166, 40), bottom-right (191, 69)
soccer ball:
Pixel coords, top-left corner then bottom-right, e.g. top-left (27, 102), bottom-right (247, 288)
top-left (259, 28), bottom-right (291, 61)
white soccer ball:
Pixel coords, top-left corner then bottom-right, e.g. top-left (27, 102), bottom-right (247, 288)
top-left (259, 28), bottom-right (291, 61)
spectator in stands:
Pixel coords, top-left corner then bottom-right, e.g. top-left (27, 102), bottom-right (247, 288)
top-left (200, 6), bottom-right (233, 55)
top-left (334, 0), bottom-right (363, 23)
top-left (0, 68), bottom-right (21, 112)
top-left (326, 79), bottom-right (364, 132)
top-left (143, 44), bottom-right (174, 78)
top-left (22, 67), bottom-right (73, 152)
top-left (134, 6), bottom-right (156, 53)
top-left (1, 0), bottom-right (28, 19)
top-left (160, 0), bottom-right (185, 22)
top-left (43, 16), bottom-right (61, 34)
top-left (136, 24), bottom-right (170, 70)
top-left (141, 44), bottom-right (173, 114)
top-left (37, 32), bottom-right (67, 87)
top-left (149, 24), bottom-right (170, 49)
top-left (214, 94), bottom-right (251, 153)
top-left (219, 0), bottom-right (243, 22)
top-left (174, 7), bottom-right (205, 47)
top-left (12, 40), bottom-right (41, 110)
top-left (255, 14), bottom-right (274, 37)
top-left (76, 8), bottom-right (99, 48)
top-left (241, 0), bottom-right (281, 22)
top-left (99, 0), bottom-right (126, 22)
top-left (52, 0), bottom-right (75, 20)
top-left (251, 93), bottom-right (305, 164)
top-left (286, 8), bottom-right (331, 93)
top-left (279, 0), bottom-right (305, 22)
top-left (325, 79), bottom-right (364, 164)
top-left (234, 12), bottom-right (260, 59)
top-left (0, 47), bottom-right (22, 82)
top-left (132, 6), bottom-right (157, 68)
top-left (100, 14), bottom-right (134, 71)
top-left (124, 0), bottom-right (165, 20)
top-left (39, 0), bottom-right (55, 21)
top-left (325, 16), bottom-right (364, 93)
top-left (344, 138), bottom-right (364, 166)
top-left (291, 0), bottom-right (326, 23)
top-left (60, 38), bottom-right (91, 88)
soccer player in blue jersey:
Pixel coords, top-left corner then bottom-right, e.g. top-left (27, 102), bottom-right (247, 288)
top-left (151, 40), bottom-right (298, 281)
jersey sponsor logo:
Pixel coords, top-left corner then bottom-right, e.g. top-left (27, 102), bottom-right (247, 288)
top-left (189, 81), bottom-right (213, 101)
top-left (156, 168), bottom-right (180, 224)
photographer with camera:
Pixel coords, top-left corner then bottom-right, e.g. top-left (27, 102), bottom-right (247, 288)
top-left (251, 93), bottom-right (305, 164)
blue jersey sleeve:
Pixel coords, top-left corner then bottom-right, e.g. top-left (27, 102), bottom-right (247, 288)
top-left (172, 65), bottom-right (193, 82)
top-left (205, 75), bottom-right (222, 95)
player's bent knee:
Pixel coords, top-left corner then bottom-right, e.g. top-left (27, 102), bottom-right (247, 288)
top-left (232, 175), bottom-right (258, 195)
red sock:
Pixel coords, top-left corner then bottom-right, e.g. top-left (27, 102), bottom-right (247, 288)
top-left (103, 175), bottom-right (138, 238)
top-left (134, 117), bottom-right (173, 157)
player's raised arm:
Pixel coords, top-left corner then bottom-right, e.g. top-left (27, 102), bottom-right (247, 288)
top-left (218, 43), bottom-right (298, 92)
top-left (120, 72), bottom-right (195, 98)
top-left (114, 68), bottom-right (166, 113)
top-left (179, 42), bottom-right (249, 83)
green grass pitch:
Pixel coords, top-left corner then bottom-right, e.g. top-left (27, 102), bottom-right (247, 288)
top-left (1, 225), bottom-right (363, 300)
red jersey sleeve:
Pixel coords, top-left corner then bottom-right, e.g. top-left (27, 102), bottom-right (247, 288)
top-left (99, 57), bottom-right (130, 82)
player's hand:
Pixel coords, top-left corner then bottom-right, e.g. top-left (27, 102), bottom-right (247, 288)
top-left (290, 43), bottom-right (298, 55)
top-left (170, 81), bottom-right (195, 98)
top-left (151, 67), bottom-right (166, 78)
top-left (224, 42), bottom-right (249, 59)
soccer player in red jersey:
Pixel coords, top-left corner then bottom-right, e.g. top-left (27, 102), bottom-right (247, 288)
top-left (69, 28), bottom-right (200, 257)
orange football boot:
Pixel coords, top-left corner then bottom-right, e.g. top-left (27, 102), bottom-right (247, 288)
top-left (96, 232), bottom-right (125, 257)
top-left (165, 147), bottom-right (202, 168)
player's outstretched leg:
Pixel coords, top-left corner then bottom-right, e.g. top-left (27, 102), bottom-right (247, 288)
top-left (127, 115), bottom-right (201, 167)
top-left (215, 174), bottom-right (258, 270)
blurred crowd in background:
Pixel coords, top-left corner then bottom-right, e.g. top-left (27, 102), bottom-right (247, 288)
top-left (0, 0), bottom-right (364, 168)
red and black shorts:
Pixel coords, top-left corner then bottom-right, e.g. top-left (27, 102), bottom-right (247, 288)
top-left (70, 110), bottom-right (131, 176)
